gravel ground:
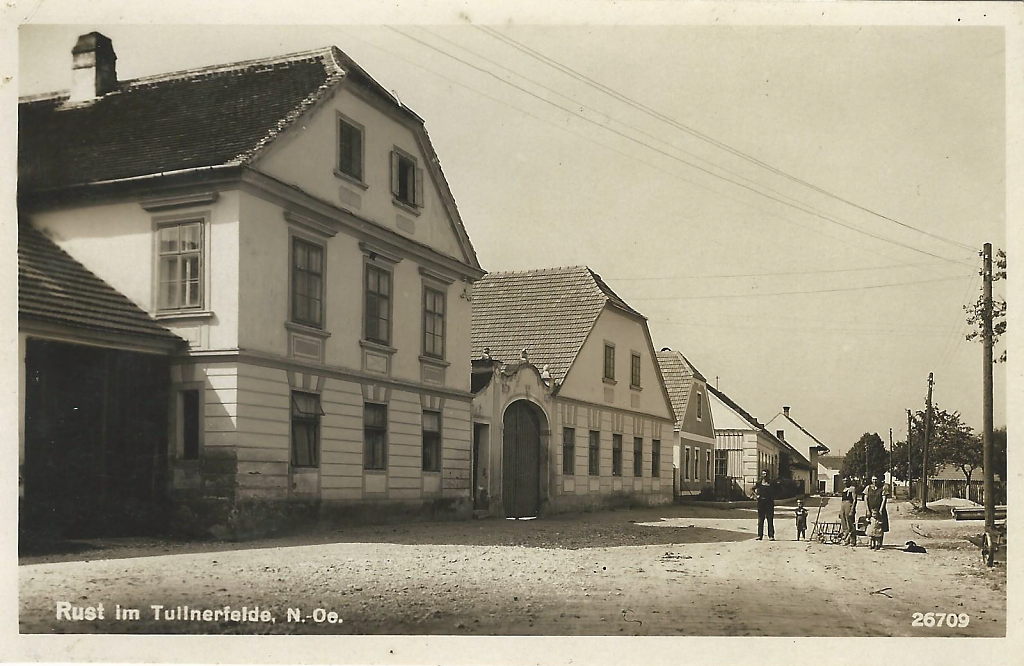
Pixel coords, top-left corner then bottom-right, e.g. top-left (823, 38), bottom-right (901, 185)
top-left (19, 499), bottom-right (1006, 636)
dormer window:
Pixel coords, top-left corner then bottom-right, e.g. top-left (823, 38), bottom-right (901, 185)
top-left (391, 147), bottom-right (423, 209)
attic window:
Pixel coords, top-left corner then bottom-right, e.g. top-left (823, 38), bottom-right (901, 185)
top-left (391, 148), bottom-right (423, 209)
top-left (337, 115), bottom-right (364, 183)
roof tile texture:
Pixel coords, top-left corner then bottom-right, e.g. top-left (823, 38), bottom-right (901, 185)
top-left (19, 223), bottom-right (181, 342)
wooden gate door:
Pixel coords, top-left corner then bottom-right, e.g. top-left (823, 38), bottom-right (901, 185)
top-left (502, 401), bottom-right (541, 518)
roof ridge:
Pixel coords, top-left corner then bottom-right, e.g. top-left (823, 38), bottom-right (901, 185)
top-left (481, 265), bottom-right (589, 278)
top-left (19, 46), bottom-right (338, 104)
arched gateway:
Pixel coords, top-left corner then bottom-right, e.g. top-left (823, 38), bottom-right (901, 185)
top-left (501, 400), bottom-right (546, 518)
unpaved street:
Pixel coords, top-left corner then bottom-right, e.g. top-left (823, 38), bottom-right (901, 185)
top-left (19, 499), bottom-right (1005, 636)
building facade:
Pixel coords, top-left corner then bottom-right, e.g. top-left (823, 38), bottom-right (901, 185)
top-left (765, 406), bottom-right (830, 496)
top-left (655, 349), bottom-right (716, 497)
top-left (469, 267), bottom-right (676, 517)
top-left (19, 34), bottom-right (485, 534)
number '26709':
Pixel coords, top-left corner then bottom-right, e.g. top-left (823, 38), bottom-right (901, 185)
top-left (911, 612), bottom-right (970, 628)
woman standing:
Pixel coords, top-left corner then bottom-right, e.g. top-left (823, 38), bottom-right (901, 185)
top-left (863, 475), bottom-right (890, 547)
top-left (840, 477), bottom-right (859, 547)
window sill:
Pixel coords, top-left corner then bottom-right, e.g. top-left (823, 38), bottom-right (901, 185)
top-left (392, 197), bottom-right (422, 217)
top-left (334, 169), bottom-right (369, 190)
top-left (156, 309), bottom-right (214, 322)
top-left (360, 339), bottom-right (397, 355)
top-left (286, 321), bottom-right (332, 339)
top-left (630, 385), bottom-right (642, 392)
top-left (419, 354), bottom-right (450, 367)
top-left (602, 377), bottom-right (617, 386)
top-left (422, 469), bottom-right (441, 475)
top-left (363, 468), bottom-right (387, 474)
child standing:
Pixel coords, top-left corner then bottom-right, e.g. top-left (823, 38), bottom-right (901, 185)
top-left (794, 499), bottom-right (808, 540)
top-left (867, 509), bottom-right (885, 550)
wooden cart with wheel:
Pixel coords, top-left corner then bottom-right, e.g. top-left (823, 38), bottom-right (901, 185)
top-left (813, 521), bottom-right (844, 544)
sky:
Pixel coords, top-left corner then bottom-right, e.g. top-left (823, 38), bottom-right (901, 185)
top-left (16, 17), bottom-right (1009, 456)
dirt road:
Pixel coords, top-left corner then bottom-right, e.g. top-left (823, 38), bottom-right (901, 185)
top-left (18, 498), bottom-right (1005, 636)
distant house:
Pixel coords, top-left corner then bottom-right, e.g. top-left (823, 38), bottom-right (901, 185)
top-left (765, 406), bottom-right (830, 495)
top-left (706, 386), bottom-right (815, 498)
top-left (923, 465), bottom-right (1001, 504)
top-left (470, 267), bottom-right (676, 517)
top-left (655, 349), bottom-right (716, 497)
top-left (19, 33), bottom-right (485, 535)
top-left (817, 455), bottom-right (845, 495)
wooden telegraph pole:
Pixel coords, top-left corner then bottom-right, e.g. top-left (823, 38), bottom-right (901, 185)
top-left (921, 373), bottom-right (934, 509)
top-left (982, 243), bottom-right (995, 531)
top-left (907, 409), bottom-right (913, 494)
top-left (889, 428), bottom-right (893, 489)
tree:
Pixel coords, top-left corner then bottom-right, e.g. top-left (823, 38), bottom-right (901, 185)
top-left (840, 432), bottom-right (888, 483)
top-left (965, 247), bottom-right (1006, 363)
top-left (993, 427), bottom-right (1007, 481)
top-left (929, 407), bottom-right (981, 484)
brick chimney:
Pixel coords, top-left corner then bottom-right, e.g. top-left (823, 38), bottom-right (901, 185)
top-left (70, 32), bottom-right (117, 102)
top-left (783, 405), bottom-right (790, 417)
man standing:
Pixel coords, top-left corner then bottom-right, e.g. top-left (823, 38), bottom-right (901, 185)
top-left (840, 476), bottom-right (859, 547)
top-left (754, 469), bottom-right (775, 541)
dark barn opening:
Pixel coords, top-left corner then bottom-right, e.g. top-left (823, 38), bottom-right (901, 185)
top-left (22, 338), bottom-right (171, 539)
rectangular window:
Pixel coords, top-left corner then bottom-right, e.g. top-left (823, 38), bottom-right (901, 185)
top-left (363, 403), bottom-right (388, 470)
top-left (392, 150), bottom-right (423, 207)
top-left (696, 392), bottom-right (703, 419)
top-left (652, 439), bottom-right (661, 477)
top-left (588, 430), bottom-right (600, 476)
top-left (685, 446), bottom-right (690, 480)
top-left (694, 447), bottom-right (701, 481)
top-left (291, 391), bottom-right (322, 468)
top-left (181, 389), bottom-right (200, 460)
top-left (292, 238), bottom-right (324, 328)
top-left (338, 117), bottom-right (363, 181)
top-left (706, 449), bottom-right (712, 481)
top-left (630, 352), bottom-right (641, 388)
top-left (633, 437), bottom-right (643, 477)
top-left (612, 434), bottom-right (622, 477)
top-left (423, 286), bottom-right (446, 358)
top-left (562, 427), bottom-right (575, 475)
top-left (604, 343), bottom-right (615, 381)
top-left (715, 449), bottom-right (728, 476)
top-left (157, 221), bottom-right (203, 311)
top-left (365, 264), bottom-right (392, 345)
top-left (422, 410), bottom-right (441, 472)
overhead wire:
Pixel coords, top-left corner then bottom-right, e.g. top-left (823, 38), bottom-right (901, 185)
top-left (475, 24), bottom-right (978, 254)
top-left (603, 261), bottom-right (954, 281)
top-left (386, 26), bottom-right (975, 268)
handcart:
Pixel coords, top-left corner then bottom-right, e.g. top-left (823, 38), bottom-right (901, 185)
top-left (813, 521), bottom-right (844, 544)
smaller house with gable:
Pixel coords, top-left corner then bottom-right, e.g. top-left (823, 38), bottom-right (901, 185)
top-left (765, 406), bottom-right (830, 496)
top-left (470, 267), bottom-right (676, 518)
top-left (706, 385), bottom-right (815, 498)
top-left (655, 348), bottom-right (716, 497)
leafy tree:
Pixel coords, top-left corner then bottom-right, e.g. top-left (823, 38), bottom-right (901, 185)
top-left (993, 427), bottom-right (1007, 481)
top-left (964, 248), bottom-right (1006, 363)
top-left (840, 432), bottom-right (888, 482)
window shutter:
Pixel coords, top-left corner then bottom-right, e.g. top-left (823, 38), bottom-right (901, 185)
top-left (415, 165), bottom-right (425, 207)
top-left (390, 150), bottom-right (400, 197)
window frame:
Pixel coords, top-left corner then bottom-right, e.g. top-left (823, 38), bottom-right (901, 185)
top-left (684, 446), bottom-right (691, 480)
top-left (290, 390), bottom-right (323, 468)
top-left (391, 146), bottom-right (424, 210)
top-left (715, 449), bottom-right (728, 477)
top-left (630, 352), bottom-right (641, 389)
top-left (176, 384), bottom-right (204, 461)
top-left (603, 343), bottom-right (616, 382)
top-left (422, 409), bottom-right (442, 473)
top-left (633, 436), bottom-right (643, 477)
top-left (335, 112), bottom-right (366, 186)
top-left (290, 235), bottom-right (326, 329)
top-left (363, 402), bottom-right (389, 471)
top-left (696, 392), bottom-right (703, 420)
top-left (562, 427), bottom-right (575, 476)
top-left (422, 284), bottom-right (447, 360)
top-left (612, 433), bottom-right (623, 477)
top-left (652, 438), bottom-right (661, 478)
top-left (706, 449), bottom-right (712, 481)
top-left (588, 430), bottom-right (600, 476)
top-left (153, 214), bottom-right (209, 315)
top-left (364, 262), bottom-right (393, 346)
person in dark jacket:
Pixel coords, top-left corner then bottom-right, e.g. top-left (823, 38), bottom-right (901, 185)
top-left (754, 470), bottom-right (775, 540)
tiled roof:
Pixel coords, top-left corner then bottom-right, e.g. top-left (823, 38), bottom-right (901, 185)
top-left (471, 266), bottom-right (644, 385)
top-left (19, 222), bottom-right (182, 343)
top-left (19, 48), bottom-right (347, 193)
top-left (818, 455), bottom-right (845, 469)
top-left (656, 349), bottom-right (704, 426)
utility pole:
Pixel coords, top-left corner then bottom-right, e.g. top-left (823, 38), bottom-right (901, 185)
top-left (982, 243), bottom-right (995, 531)
top-left (921, 372), bottom-right (934, 509)
top-left (907, 409), bottom-right (913, 493)
top-left (889, 428), bottom-right (893, 489)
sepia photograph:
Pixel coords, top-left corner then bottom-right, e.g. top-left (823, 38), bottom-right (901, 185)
top-left (2, 0), bottom-right (1019, 662)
